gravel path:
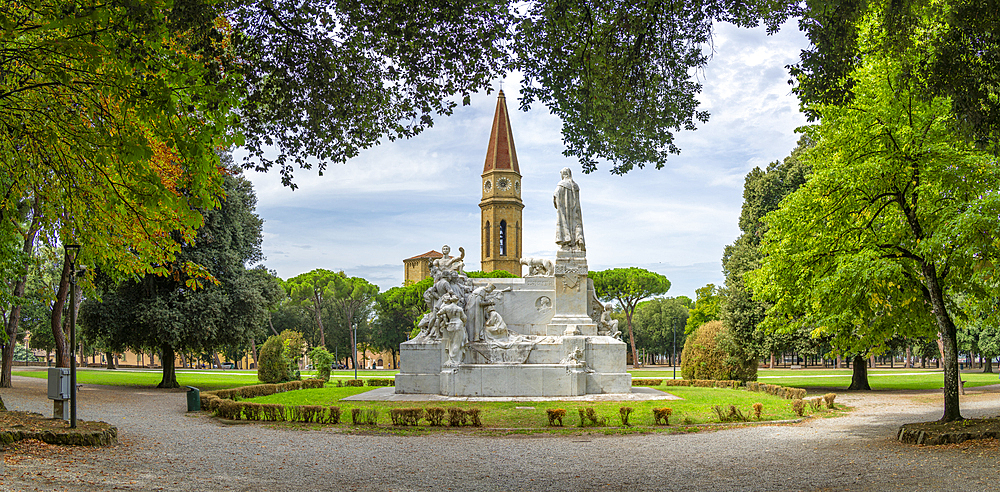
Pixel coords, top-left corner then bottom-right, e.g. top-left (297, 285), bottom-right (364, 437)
top-left (2, 375), bottom-right (998, 491)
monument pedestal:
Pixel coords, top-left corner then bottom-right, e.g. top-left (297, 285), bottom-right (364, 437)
top-left (548, 250), bottom-right (597, 336)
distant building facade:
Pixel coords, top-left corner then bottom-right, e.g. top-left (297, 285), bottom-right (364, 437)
top-left (403, 250), bottom-right (443, 285)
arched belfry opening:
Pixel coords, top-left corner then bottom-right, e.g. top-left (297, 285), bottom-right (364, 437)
top-left (499, 220), bottom-right (507, 256)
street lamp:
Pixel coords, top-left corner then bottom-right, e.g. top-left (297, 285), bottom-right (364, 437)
top-left (352, 322), bottom-right (358, 380)
top-left (672, 317), bottom-right (678, 381)
top-left (64, 244), bottom-right (80, 429)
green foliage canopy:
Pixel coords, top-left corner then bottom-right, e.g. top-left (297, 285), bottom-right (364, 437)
top-left (748, 11), bottom-right (1000, 420)
top-left (591, 267), bottom-right (671, 366)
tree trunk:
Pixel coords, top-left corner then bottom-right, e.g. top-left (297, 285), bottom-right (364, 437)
top-left (921, 262), bottom-right (962, 422)
top-left (984, 358), bottom-right (994, 374)
top-left (836, 356), bottom-right (841, 369)
top-left (2, 197), bottom-right (42, 386)
top-left (250, 338), bottom-right (259, 368)
top-left (106, 352), bottom-right (117, 369)
top-left (158, 345), bottom-right (179, 388)
top-left (769, 353), bottom-right (775, 369)
top-left (51, 256), bottom-right (71, 367)
top-left (905, 346), bottom-right (912, 368)
top-left (625, 310), bottom-right (639, 368)
top-left (312, 292), bottom-right (326, 348)
top-left (847, 354), bottom-right (871, 390)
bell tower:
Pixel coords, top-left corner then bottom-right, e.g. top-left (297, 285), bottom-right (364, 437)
top-left (480, 91), bottom-right (523, 277)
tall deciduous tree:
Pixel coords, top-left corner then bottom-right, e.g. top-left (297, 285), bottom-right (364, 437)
top-left (684, 284), bottom-right (721, 334)
top-left (591, 267), bottom-right (671, 367)
top-left (721, 138), bottom-right (812, 368)
top-left (328, 274), bottom-right (379, 370)
top-left (80, 168), bottom-right (283, 388)
top-left (748, 13), bottom-right (1000, 420)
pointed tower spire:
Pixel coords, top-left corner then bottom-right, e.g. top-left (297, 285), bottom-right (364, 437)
top-left (480, 91), bottom-right (524, 277)
top-left (483, 90), bottom-right (520, 174)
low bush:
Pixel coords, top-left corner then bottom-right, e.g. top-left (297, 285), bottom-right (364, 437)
top-left (344, 379), bottom-right (365, 387)
top-left (546, 409), bottom-right (566, 426)
top-left (351, 408), bottom-right (379, 425)
top-left (823, 393), bottom-right (837, 409)
top-left (791, 399), bottom-right (805, 417)
top-left (631, 379), bottom-right (663, 386)
top-left (389, 408), bottom-right (424, 426)
top-left (301, 378), bottom-right (326, 389)
top-left (808, 398), bottom-right (822, 412)
top-left (619, 407), bottom-right (633, 426)
top-left (215, 400), bottom-right (242, 420)
top-left (711, 405), bottom-right (749, 423)
top-left (367, 379), bottom-right (395, 387)
top-left (425, 407), bottom-right (446, 426)
top-left (752, 402), bottom-right (763, 420)
top-left (444, 408), bottom-right (481, 427)
top-left (309, 347), bottom-right (334, 382)
top-left (577, 408), bottom-right (605, 427)
top-left (652, 407), bottom-right (672, 425)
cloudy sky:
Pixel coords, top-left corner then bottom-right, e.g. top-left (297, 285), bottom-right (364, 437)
top-left (237, 21), bottom-right (810, 300)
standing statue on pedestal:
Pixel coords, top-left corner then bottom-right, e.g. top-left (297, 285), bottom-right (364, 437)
top-left (554, 167), bottom-right (585, 252)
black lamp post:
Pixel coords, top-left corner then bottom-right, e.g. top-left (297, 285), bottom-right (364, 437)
top-left (352, 322), bottom-right (358, 380)
top-left (64, 244), bottom-right (80, 429)
top-left (672, 317), bottom-right (678, 381)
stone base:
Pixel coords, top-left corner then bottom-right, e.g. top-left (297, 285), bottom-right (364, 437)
top-left (441, 364), bottom-right (587, 397)
top-left (396, 335), bottom-right (629, 397)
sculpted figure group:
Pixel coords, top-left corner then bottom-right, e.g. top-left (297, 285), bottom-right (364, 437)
top-left (413, 245), bottom-right (510, 366)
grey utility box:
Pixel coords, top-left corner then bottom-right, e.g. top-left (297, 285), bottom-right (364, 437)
top-left (47, 367), bottom-right (71, 400)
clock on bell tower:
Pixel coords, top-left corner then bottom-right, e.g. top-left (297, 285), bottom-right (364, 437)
top-left (480, 91), bottom-right (523, 277)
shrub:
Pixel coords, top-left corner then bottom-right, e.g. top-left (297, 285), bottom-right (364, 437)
top-left (308, 347), bottom-right (335, 382)
top-left (680, 320), bottom-right (757, 382)
top-left (447, 408), bottom-right (468, 426)
top-left (809, 398), bottom-right (822, 412)
top-left (577, 408), bottom-right (605, 427)
top-left (792, 399), bottom-right (805, 417)
top-left (425, 407), bottom-right (446, 426)
top-left (727, 405), bottom-right (748, 422)
top-left (467, 408), bottom-right (482, 427)
top-left (215, 400), bottom-right (242, 420)
top-left (744, 383), bottom-right (808, 400)
top-left (631, 379), bottom-right (663, 386)
top-left (302, 378), bottom-right (326, 389)
top-left (653, 408), bottom-right (672, 425)
top-left (367, 378), bottom-right (395, 387)
top-left (351, 408), bottom-right (378, 425)
top-left (389, 408), bottom-right (424, 426)
top-left (258, 335), bottom-right (292, 383)
top-left (823, 393), bottom-right (837, 409)
top-left (663, 379), bottom-right (692, 387)
top-left (345, 379), bottom-right (365, 387)
top-left (261, 404), bottom-right (285, 421)
top-left (328, 406), bottom-right (341, 424)
top-left (546, 409), bottom-right (566, 426)
top-left (752, 402), bottom-right (763, 420)
top-left (619, 407), bottom-right (633, 426)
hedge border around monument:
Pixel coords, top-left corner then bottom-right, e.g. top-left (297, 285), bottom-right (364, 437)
top-left (645, 379), bottom-right (809, 400)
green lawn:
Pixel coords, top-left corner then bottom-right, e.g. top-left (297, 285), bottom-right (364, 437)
top-left (12, 368), bottom-right (401, 391)
top-left (244, 384), bottom-right (813, 428)
top-left (17, 366), bottom-right (995, 393)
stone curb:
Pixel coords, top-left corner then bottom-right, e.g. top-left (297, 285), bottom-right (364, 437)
top-left (897, 424), bottom-right (1000, 445)
top-left (0, 425), bottom-right (118, 447)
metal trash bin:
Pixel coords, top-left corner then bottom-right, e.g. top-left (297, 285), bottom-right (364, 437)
top-left (186, 386), bottom-right (200, 412)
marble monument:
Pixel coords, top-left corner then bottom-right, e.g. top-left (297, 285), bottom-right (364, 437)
top-left (394, 169), bottom-right (631, 397)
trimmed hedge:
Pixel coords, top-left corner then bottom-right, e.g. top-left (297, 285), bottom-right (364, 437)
top-left (662, 379), bottom-right (741, 388)
top-left (631, 379), bottom-right (663, 386)
top-left (367, 378), bottom-right (395, 387)
top-left (744, 381), bottom-right (807, 400)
